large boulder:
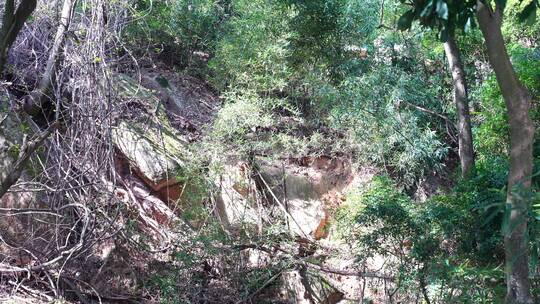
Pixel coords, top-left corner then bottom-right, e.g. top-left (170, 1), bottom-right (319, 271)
top-left (213, 156), bottom-right (353, 239)
top-left (112, 121), bottom-right (181, 189)
top-left (113, 74), bottom-right (190, 203)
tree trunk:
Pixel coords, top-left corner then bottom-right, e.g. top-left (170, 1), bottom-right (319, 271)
top-left (476, 2), bottom-right (535, 303)
top-left (443, 34), bottom-right (475, 178)
top-left (0, 0), bottom-right (37, 74)
top-left (25, 0), bottom-right (77, 112)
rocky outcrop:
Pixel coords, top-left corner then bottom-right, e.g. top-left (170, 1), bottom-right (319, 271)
top-left (256, 156), bottom-right (351, 239)
top-left (139, 69), bottom-right (220, 139)
top-left (280, 268), bottom-right (344, 304)
top-left (113, 74), bottom-right (189, 203)
top-left (214, 160), bottom-right (262, 233)
top-left (112, 121), bottom-right (180, 188)
top-left (213, 156), bottom-right (353, 239)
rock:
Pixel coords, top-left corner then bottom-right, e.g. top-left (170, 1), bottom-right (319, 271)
top-left (286, 198), bottom-right (326, 237)
top-left (138, 69), bottom-right (220, 135)
top-left (212, 155), bottom-right (353, 238)
top-left (256, 157), bottom-right (351, 239)
top-left (112, 121), bottom-right (180, 188)
top-left (241, 248), bottom-right (272, 268)
top-left (214, 161), bottom-right (261, 232)
top-left (113, 74), bottom-right (191, 203)
top-left (280, 268), bottom-right (344, 304)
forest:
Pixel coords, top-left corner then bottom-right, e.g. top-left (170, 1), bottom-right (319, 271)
top-left (0, 0), bottom-right (538, 303)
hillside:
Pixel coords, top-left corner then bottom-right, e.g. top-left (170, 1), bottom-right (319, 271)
top-left (0, 1), bottom-right (539, 303)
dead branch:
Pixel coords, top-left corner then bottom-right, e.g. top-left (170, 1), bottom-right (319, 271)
top-left (24, 0), bottom-right (77, 114)
top-left (0, 119), bottom-right (57, 198)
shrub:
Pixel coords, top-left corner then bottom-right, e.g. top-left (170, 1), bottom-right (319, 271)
top-left (326, 63), bottom-right (449, 188)
top-left (125, 0), bottom-right (227, 69)
top-left (336, 171), bottom-right (510, 302)
top-left (473, 43), bottom-right (540, 160)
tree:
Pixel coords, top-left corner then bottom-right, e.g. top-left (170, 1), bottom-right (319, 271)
top-left (0, 0), bottom-right (40, 199)
top-left (25, 0), bottom-right (77, 113)
top-left (0, 0), bottom-right (37, 74)
top-left (443, 33), bottom-right (475, 178)
top-left (397, 0), bottom-right (476, 178)
top-left (397, 0), bottom-right (538, 302)
top-left (0, 0), bottom-right (73, 198)
top-left (476, 2), bottom-right (535, 302)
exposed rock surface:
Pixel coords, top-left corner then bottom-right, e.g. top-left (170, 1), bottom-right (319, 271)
top-left (139, 67), bottom-right (220, 140)
top-left (214, 160), bottom-right (262, 233)
top-left (213, 155), bottom-right (354, 238)
top-left (112, 121), bottom-right (181, 188)
top-left (280, 269), bottom-right (344, 304)
top-left (256, 156), bottom-right (352, 239)
top-left (114, 74), bottom-right (188, 195)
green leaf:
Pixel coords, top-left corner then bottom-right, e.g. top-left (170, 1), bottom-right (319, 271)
top-left (436, 0), bottom-right (449, 20)
top-left (398, 10), bottom-right (415, 31)
top-left (518, 0), bottom-right (538, 24)
top-left (156, 75), bottom-right (170, 88)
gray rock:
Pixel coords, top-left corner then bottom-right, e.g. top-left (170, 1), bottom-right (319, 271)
top-left (113, 74), bottom-right (189, 190)
top-left (112, 121), bottom-right (180, 186)
top-left (214, 161), bottom-right (261, 232)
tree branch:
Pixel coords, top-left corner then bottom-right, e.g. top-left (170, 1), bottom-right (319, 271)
top-left (0, 120), bottom-right (57, 198)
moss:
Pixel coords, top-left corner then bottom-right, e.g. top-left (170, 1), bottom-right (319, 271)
top-left (116, 74), bottom-right (190, 161)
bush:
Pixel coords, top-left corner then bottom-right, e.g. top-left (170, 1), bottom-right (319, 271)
top-left (336, 171), bottom-right (509, 302)
top-left (125, 0), bottom-right (227, 69)
top-left (326, 62), bottom-right (449, 188)
top-left (473, 43), bottom-right (540, 160)
top-left (209, 0), bottom-right (293, 92)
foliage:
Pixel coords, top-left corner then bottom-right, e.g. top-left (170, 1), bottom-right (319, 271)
top-left (473, 43), bottom-right (540, 160)
top-left (335, 172), bottom-right (509, 302)
top-left (396, 0), bottom-right (477, 40)
top-left (209, 0), bottom-right (293, 92)
top-left (324, 32), bottom-right (450, 187)
top-left (503, 0), bottom-right (540, 41)
top-left (278, 0), bottom-right (379, 81)
top-left (396, 0), bottom-right (538, 40)
top-left (125, 0), bottom-right (228, 68)
top-left (5, 0), bottom-right (540, 302)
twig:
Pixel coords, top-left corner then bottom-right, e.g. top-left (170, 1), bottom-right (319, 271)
top-left (255, 170), bottom-right (310, 239)
top-left (299, 261), bottom-right (395, 281)
top-left (0, 120), bottom-right (58, 198)
top-left (400, 100), bottom-right (452, 123)
top-left (234, 268), bottom-right (284, 304)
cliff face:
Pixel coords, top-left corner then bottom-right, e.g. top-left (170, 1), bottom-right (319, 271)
top-left (103, 71), bottom-right (384, 303)
top-left (0, 68), bottom-right (383, 303)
